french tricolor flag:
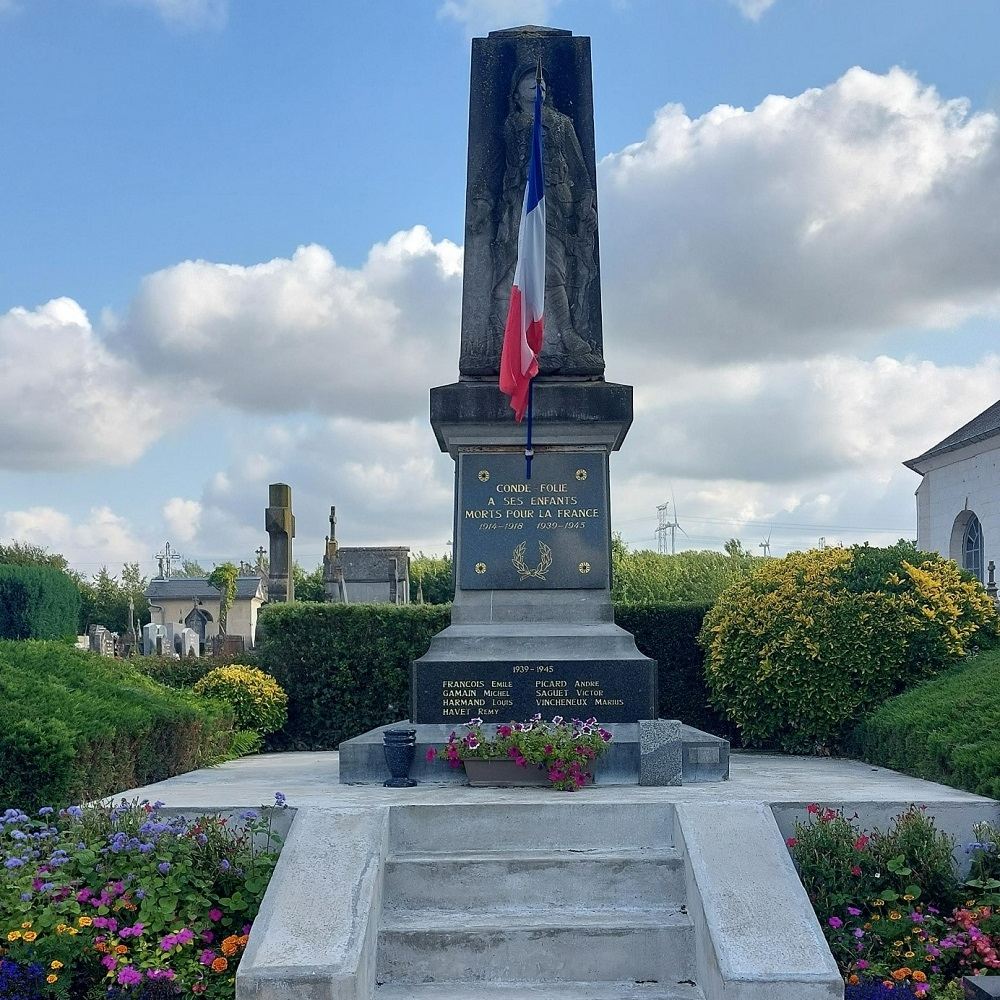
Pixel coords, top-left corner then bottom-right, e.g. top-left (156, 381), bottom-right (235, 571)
top-left (499, 66), bottom-right (545, 423)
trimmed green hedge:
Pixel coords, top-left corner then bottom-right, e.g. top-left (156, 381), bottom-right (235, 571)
top-left (0, 565), bottom-right (80, 640)
top-left (846, 648), bottom-right (1000, 799)
top-left (616, 602), bottom-right (735, 740)
top-left (257, 603), bottom-right (450, 749)
top-left (0, 641), bottom-right (235, 810)
top-left (257, 600), bottom-right (722, 748)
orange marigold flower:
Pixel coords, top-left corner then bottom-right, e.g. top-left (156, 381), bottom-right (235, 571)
top-left (848, 974), bottom-right (860, 985)
top-left (95, 942), bottom-right (108, 953)
top-left (22, 931), bottom-right (37, 942)
top-left (46, 974), bottom-right (58, 984)
top-left (221, 936), bottom-right (239, 956)
top-left (6, 932), bottom-right (21, 942)
top-left (912, 971), bottom-right (927, 983)
top-left (883, 981), bottom-right (895, 990)
top-left (892, 968), bottom-right (911, 981)
top-left (115, 945), bottom-right (128, 955)
top-left (50, 961), bottom-right (63, 970)
top-left (78, 916), bottom-right (93, 927)
top-left (238, 934), bottom-right (249, 946)
top-left (211, 957), bottom-right (229, 973)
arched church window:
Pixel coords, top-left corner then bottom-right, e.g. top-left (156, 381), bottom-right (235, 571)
top-left (963, 514), bottom-right (985, 583)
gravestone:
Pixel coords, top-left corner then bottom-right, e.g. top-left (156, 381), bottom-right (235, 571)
top-left (265, 483), bottom-right (295, 602)
top-left (411, 25), bottom-right (656, 726)
top-left (141, 622), bottom-right (162, 656)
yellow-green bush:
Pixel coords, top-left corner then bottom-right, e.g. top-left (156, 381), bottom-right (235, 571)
top-left (193, 665), bottom-right (288, 736)
top-left (699, 544), bottom-right (999, 752)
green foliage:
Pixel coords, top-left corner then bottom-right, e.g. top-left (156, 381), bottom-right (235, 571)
top-left (207, 562), bottom-right (239, 636)
top-left (790, 804), bottom-right (959, 930)
top-left (847, 648), bottom-right (1000, 799)
top-left (611, 537), bottom-right (756, 604)
top-left (615, 602), bottom-right (735, 739)
top-left (699, 544), bottom-right (1000, 752)
top-left (132, 654), bottom-right (214, 689)
top-left (410, 552), bottom-right (454, 604)
top-left (174, 558), bottom-right (208, 578)
top-left (0, 799), bottom-right (283, 996)
top-left (0, 565), bottom-right (80, 640)
top-left (292, 562), bottom-right (326, 602)
top-left (194, 665), bottom-right (288, 736)
top-left (257, 602), bottom-right (450, 748)
top-left (0, 540), bottom-right (70, 572)
top-left (77, 562), bottom-right (150, 636)
top-left (0, 641), bottom-right (234, 811)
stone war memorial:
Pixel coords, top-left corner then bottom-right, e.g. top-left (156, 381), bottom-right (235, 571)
top-left (104, 25), bottom-right (1000, 1000)
top-left (340, 25), bottom-right (728, 786)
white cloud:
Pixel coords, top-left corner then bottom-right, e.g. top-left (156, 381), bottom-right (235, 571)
top-left (600, 66), bottom-right (1000, 365)
top-left (729, 0), bottom-right (776, 21)
top-left (116, 228), bottom-right (462, 422)
top-left (607, 352), bottom-right (1000, 556)
top-left (179, 416), bottom-right (455, 568)
top-left (124, 0), bottom-right (227, 29)
top-left (162, 497), bottom-right (202, 543)
top-left (438, 0), bottom-right (561, 34)
top-left (0, 299), bottom-right (170, 471)
top-left (2, 505), bottom-right (148, 572)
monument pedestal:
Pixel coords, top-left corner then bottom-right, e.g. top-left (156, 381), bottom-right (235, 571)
top-left (411, 379), bottom-right (657, 727)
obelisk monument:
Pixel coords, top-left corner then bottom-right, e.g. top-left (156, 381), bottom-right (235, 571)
top-left (411, 26), bottom-right (656, 725)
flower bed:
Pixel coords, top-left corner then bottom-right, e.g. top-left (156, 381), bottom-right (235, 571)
top-left (0, 794), bottom-right (288, 998)
top-left (788, 803), bottom-right (1000, 998)
top-left (427, 716), bottom-right (613, 790)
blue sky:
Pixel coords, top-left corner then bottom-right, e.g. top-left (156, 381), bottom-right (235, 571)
top-left (2, 0), bottom-right (1000, 574)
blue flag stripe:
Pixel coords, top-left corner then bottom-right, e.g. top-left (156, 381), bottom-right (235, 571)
top-left (525, 81), bottom-right (544, 214)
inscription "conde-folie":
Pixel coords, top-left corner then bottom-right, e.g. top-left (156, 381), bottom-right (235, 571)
top-left (464, 481), bottom-right (600, 520)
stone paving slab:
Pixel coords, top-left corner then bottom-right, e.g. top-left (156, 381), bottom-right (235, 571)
top-left (119, 750), bottom-right (998, 811)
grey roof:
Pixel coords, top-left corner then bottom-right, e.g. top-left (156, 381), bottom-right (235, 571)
top-left (905, 399), bottom-right (1000, 473)
top-left (146, 576), bottom-right (265, 601)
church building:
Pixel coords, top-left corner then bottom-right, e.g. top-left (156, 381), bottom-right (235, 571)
top-left (904, 399), bottom-right (1000, 583)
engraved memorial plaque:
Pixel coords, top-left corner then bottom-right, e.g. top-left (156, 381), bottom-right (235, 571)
top-left (411, 659), bottom-right (656, 725)
top-left (457, 450), bottom-right (609, 590)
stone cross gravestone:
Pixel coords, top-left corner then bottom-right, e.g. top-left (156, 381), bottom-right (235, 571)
top-left (265, 483), bottom-right (295, 603)
top-left (412, 25), bottom-right (656, 726)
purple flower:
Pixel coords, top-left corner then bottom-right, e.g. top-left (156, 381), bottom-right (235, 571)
top-left (828, 916), bottom-right (843, 929)
top-left (240, 810), bottom-right (259, 822)
top-left (117, 966), bottom-right (142, 986)
top-left (219, 859), bottom-right (231, 872)
top-left (101, 955), bottom-right (118, 971)
top-left (4, 858), bottom-right (24, 869)
top-left (37, 807), bottom-right (54, 817)
top-left (157, 862), bottom-right (171, 874)
top-left (274, 791), bottom-right (287, 806)
top-left (847, 906), bottom-right (861, 916)
top-left (209, 907), bottom-right (223, 922)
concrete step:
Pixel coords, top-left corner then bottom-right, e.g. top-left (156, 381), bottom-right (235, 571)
top-left (389, 802), bottom-right (676, 854)
top-left (376, 907), bottom-right (695, 983)
top-left (384, 849), bottom-right (686, 912)
top-left (376, 982), bottom-right (706, 1000)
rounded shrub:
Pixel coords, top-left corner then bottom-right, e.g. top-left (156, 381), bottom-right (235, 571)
top-left (699, 543), bottom-right (999, 752)
top-left (193, 665), bottom-right (288, 736)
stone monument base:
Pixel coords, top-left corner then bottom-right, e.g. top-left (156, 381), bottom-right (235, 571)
top-left (338, 721), bottom-right (729, 786)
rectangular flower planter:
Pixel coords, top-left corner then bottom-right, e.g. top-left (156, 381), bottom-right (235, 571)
top-left (464, 759), bottom-right (550, 787)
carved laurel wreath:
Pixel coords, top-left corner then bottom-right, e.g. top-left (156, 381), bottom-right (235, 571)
top-left (512, 540), bottom-right (553, 581)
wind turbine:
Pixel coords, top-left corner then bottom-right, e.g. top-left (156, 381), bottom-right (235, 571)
top-left (759, 529), bottom-right (772, 557)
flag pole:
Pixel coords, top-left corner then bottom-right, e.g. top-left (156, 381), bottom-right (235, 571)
top-left (524, 53), bottom-right (542, 482)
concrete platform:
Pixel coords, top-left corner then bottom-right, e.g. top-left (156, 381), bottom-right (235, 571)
top-left (121, 752), bottom-right (998, 1000)
top-left (338, 721), bottom-right (729, 785)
